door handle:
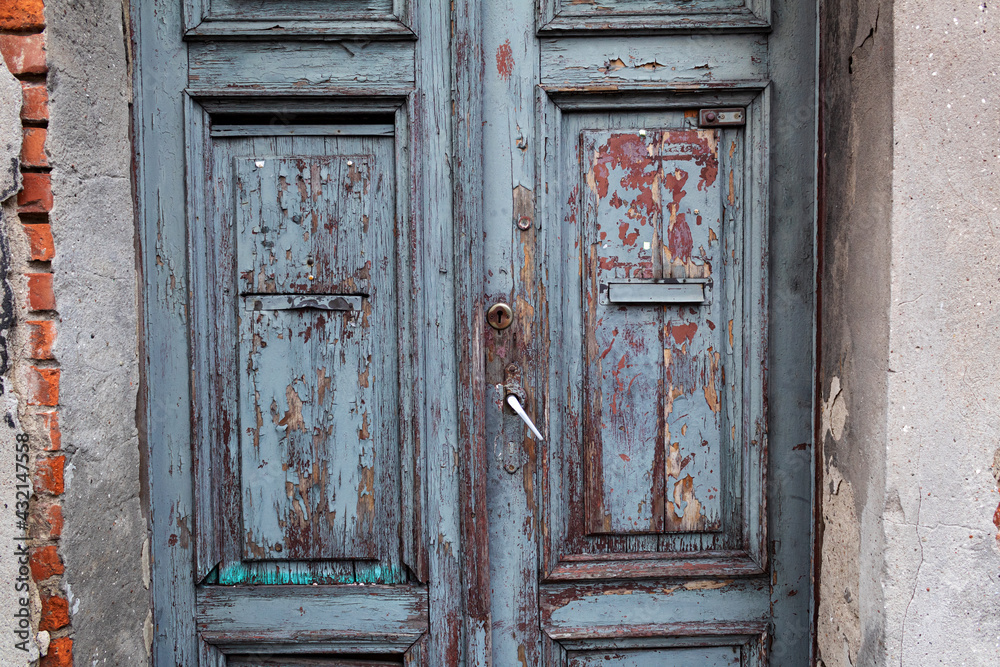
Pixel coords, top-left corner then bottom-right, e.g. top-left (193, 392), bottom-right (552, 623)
top-left (505, 394), bottom-right (544, 441)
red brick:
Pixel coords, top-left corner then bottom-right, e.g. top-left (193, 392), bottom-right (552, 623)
top-left (23, 223), bottom-right (54, 261)
top-left (21, 127), bottom-right (47, 167)
top-left (29, 500), bottom-right (64, 540)
top-left (29, 545), bottom-right (64, 581)
top-left (40, 637), bottom-right (72, 667)
top-left (47, 503), bottom-right (62, 536)
top-left (0, 33), bottom-right (46, 76)
top-left (20, 81), bottom-right (48, 122)
top-left (17, 172), bottom-right (52, 213)
top-left (27, 320), bottom-right (56, 359)
top-left (39, 502), bottom-right (63, 538)
top-left (27, 272), bottom-right (55, 311)
top-left (39, 592), bottom-right (69, 631)
top-left (34, 455), bottom-right (64, 495)
top-left (37, 410), bottom-right (61, 451)
top-left (27, 366), bottom-right (59, 406)
top-left (0, 0), bottom-right (45, 31)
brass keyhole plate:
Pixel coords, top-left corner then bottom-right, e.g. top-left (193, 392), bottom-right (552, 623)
top-left (487, 302), bottom-right (513, 330)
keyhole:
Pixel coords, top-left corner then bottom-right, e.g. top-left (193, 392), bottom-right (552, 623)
top-left (487, 302), bottom-right (513, 330)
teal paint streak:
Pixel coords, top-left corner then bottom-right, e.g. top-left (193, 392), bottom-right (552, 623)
top-left (214, 564), bottom-right (405, 585)
top-left (218, 564), bottom-right (319, 586)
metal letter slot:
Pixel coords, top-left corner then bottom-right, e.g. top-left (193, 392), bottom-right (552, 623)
top-left (604, 282), bottom-right (706, 305)
top-left (506, 395), bottom-right (544, 442)
top-left (245, 294), bottom-right (364, 312)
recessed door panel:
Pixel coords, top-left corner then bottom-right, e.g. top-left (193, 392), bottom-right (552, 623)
top-left (581, 128), bottom-right (728, 536)
top-left (190, 127), bottom-right (408, 587)
top-left (567, 646), bottom-right (740, 667)
top-left (235, 153), bottom-right (389, 562)
top-left (537, 106), bottom-right (762, 582)
top-left (208, 0), bottom-right (393, 20)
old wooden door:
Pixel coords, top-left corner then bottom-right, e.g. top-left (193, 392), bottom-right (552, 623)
top-left (137, 0), bottom-right (815, 664)
top-left (478, 0), bottom-right (816, 664)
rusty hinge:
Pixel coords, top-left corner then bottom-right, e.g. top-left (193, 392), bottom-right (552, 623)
top-left (698, 108), bottom-right (745, 127)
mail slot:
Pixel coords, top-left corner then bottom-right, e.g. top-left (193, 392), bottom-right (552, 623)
top-left (243, 294), bottom-right (365, 312)
top-left (603, 281), bottom-right (707, 305)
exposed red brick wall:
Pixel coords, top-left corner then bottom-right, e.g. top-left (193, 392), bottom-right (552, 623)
top-left (2, 1), bottom-right (71, 663)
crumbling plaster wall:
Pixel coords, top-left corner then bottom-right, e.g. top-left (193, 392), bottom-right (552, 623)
top-left (46, 0), bottom-right (148, 664)
top-left (819, 0), bottom-right (1000, 664)
top-left (818, 0), bottom-right (894, 664)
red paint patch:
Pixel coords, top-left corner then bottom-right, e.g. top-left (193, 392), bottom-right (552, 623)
top-left (668, 213), bottom-right (693, 262)
top-left (619, 453), bottom-right (631, 462)
top-left (496, 40), bottom-right (514, 81)
top-left (663, 129), bottom-right (719, 191)
top-left (618, 221), bottom-right (640, 246)
top-left (667, 321), bottom-right (698, 345)
top-left (591, 133), bottom-right (661, 227)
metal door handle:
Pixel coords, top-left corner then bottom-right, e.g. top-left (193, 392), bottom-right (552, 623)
top-left (505, 395), bottom-right (544, 441)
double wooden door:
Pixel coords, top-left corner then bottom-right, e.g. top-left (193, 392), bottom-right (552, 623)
top-left (137, 0), bottom-right (816, 664)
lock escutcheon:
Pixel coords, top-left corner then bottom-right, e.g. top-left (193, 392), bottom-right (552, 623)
top-left (487, 302), bottom-right (513, 330)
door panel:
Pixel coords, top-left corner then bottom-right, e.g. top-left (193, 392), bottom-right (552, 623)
top-left (566, 646), bottom-right (741, 667)
top-left (192, 127), bottom-right (409, 587)
top-left (580, 126), bottom-right (731, 537)
top-left (536, 103), bottom-right (766, 582)
top-left (235, 150), bottom-right (395, 565)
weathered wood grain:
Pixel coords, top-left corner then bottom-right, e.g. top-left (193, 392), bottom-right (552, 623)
top-left (188, 41), bottom-right (415, 91)
top-left (412, 0), bottom-right (465, 663)
top-left (453, 0), bottom-right (491, 662)
top-left (541, 35), bottom-right (768, 89)
top-left (537, 0), bottom-right (769, 33)
top-left (197, 585), bottom-right (427, 649)
top-left (566, 646), bottom-right (740, 667)
top-left (137, 0), bottom-right (201, 662)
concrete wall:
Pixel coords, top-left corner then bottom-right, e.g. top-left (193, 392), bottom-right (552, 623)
top-left (818, 0), bottom-right (1000, 664)
top-left (0, 60), bottom-right (34, 667)
top-left (47, 0), bottom-right (148, 664)
top-left (817, 0), bottom-right (894, 663)
top-left (884, 1), bottom-right (1000, 663)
